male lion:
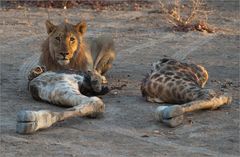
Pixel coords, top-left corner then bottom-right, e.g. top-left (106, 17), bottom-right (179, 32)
top-left (40, 20), bottom-right (116, 83)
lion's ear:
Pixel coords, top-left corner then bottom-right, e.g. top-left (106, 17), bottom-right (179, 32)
top-left (75, 21), bottom-right (87, 35)
top-left (45, 20), bottom-right (56, 34)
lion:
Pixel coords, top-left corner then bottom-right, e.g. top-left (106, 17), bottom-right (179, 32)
top-left (39, 20), bottom-right (116, 83)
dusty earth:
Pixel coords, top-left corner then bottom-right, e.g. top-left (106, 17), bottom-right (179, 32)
top-left (0, 1), bottom-right (239, 157)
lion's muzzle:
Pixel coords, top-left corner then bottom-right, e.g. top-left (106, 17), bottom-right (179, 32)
top-left (58, 59), bottom-right (70, 66)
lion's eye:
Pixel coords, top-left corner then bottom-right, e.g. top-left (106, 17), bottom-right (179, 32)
top-left (70, 37), bottom-right (75, 42)
top-left (55, 37), bottom-right (60, 41)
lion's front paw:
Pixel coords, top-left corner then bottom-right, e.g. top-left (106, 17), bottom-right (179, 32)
top-left (86, 71), bottom-right (109, 95)
top-left (90, 74), bottom-right (102, 93)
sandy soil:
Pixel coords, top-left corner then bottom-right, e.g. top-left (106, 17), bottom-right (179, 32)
top-left (0, 1), bottom-right (239, 157)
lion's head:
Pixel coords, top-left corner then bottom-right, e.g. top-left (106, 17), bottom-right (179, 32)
top-left (41, 20), bottom-right (88, 71)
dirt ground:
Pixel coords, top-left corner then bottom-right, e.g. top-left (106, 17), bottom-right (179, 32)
top-left (0, 1), bottom-right (239, 157)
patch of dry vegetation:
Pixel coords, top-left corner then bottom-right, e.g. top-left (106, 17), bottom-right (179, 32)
top-left (1, 0), bottom-right (154, 11)
top-left (158, 0), bottom-right (215, 33)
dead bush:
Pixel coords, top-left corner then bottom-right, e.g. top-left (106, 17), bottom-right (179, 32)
top-left (159, 0), bottom-right (215, 33)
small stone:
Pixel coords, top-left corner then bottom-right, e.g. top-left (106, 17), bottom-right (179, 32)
top-left (153, 130), bottom-right (160, 134)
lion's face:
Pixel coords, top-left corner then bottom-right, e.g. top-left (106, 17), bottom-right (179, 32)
top-left (45, 20), bottom-right (87, 66)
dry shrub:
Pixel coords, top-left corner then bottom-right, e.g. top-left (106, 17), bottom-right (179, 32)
top-left (159, 0), bottom-right (215, 33)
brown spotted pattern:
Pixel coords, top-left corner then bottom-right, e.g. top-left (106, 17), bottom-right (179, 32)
top-left (141, 58), bottom-right (211, 104)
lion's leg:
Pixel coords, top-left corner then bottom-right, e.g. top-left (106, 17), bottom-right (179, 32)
top-left (94, 50), bottom-right (116, 84)
top-left (155, 93), bottom-right (232, 127)
top-left (16, 97), bottom-right (105, 134)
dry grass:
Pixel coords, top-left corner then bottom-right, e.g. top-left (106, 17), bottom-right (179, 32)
top-left (1, 0), bottom-right (155, 11)
top-left (159, 0), bottom-right (215, 33)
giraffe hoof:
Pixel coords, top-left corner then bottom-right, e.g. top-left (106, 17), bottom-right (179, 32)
top-left (162, 115), bottom-right (184, 127)
top-left (16, 110), bottom-right (53, 134)
top-left (16, 110), bottom-right (38, 134)
top-left (162, 105), bottom-right (184, 119)
top-left (155, 105), bottom-right (184, 121)
top-left (16, 122), bottom-right (38, 134)
top-left (17, 110), bottom-right (37, 122)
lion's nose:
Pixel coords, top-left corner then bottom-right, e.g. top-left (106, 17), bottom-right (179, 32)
top-left (60, 52), bottom-right (69, 58)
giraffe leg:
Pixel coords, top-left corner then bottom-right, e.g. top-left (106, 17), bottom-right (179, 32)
top-left (182, 93), bottom-right (232, 113)
top-left (155, 93), bottom-right (232, 127)
top-left (16, 97), bottom-right (105, 134)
